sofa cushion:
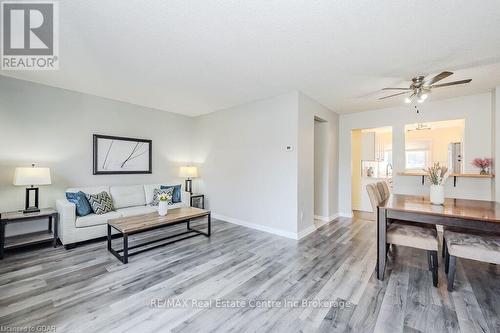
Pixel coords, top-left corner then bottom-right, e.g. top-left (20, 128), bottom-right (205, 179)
top-left (144, 184), bottom-right (163, 204)
top-left (67, 186), bottom-right (110, 195)
top-left (65, 191), bottom-right (92, 217)
top-left (110, 185), bottom-right (146, 209)
top-left (86, 191), bottom-right (114, 215)
top-left (75, 211), bottom-right (122, 228)
top-left (116, 206), bottom-right (158, 217)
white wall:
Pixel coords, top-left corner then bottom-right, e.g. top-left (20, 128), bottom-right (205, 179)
top-left (1, 78), bottom-right (340, 240)
top-left (0, 76), bottom-right (193, 234)
top-left (298, 93), bottom-right (339, 235)
top-left (192, 92), bottom-right (300, 238)
top-left (338, 93), bottom-right (494, 215)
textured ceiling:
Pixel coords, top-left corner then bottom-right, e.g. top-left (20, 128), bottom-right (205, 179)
top-left (2, 0), bottom-right (500, 116)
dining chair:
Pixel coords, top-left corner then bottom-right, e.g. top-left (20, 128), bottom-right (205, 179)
top-left (366, 182), bottom-right (440, 287)
top-left (444, 229), bottom-right (500, 291)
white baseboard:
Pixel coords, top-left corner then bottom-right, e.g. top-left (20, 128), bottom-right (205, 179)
top-left (212, 213), bottom-right (298, 240)
top-left (213, 213), bottom-right (341, 241)
top-left (298, 213), bottom-right (339, 240)
top-left (314, 214), bottom-right (339, 222)
top-left (338, 212), bottom-right (353, 218)
top-left (297, 224), bottom-right (317, 239)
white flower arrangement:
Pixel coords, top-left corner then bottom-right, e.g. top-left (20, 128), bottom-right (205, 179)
top-left (158, 194), bottom-right (169, 202)
top-left (424, 162), bottom-right (449, 185)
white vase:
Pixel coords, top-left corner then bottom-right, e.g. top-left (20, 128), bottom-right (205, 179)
top-left (430, 185), bottom-right (445, 205)
top-left (158, 201), bottom-right (168, 216)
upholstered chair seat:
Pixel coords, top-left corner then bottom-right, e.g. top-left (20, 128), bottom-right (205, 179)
top-left (444, 229), bottom-right (500, 291)
top-left (387, 223), bottom-right (439, 251)
top-left (444, 230), bottom-right (500, 264)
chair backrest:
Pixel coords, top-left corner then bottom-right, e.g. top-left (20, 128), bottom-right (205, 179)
top-left (377, 181), bottom-right (390, 201)
top-left (366, 183), bottom-right (383, 221)
top-left (381, 181), bottom-right (390, 198)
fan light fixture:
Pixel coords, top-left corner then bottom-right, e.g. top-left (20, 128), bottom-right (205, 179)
top-left (378, 71), bottom-right (472, 108)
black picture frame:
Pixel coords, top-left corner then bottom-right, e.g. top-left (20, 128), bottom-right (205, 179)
top-left (93, 134), bottom-right (152, 175)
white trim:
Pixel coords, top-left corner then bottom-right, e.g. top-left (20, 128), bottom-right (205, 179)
top-left (297, 224), bottom-right (317, 239)
top-left (338, 212), bottom-right (353, 218)
top-left (297, 214), bottom-right (339, 240)
top-left (212, 213), bottom-right (298, 240)
top-left (314, 214), bottom-right (339, 222)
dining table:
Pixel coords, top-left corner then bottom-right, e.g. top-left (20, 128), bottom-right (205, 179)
top-left (376, 194), bottom-right (500, 280)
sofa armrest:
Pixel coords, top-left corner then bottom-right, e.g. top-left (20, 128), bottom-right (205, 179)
top-left (56, 199), bottom-right (77, 245)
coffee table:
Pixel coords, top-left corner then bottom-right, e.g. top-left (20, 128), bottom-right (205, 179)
top-left (107, 207), bottom-right (211, 264)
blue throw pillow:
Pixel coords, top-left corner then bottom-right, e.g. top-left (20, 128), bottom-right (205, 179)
top-left (66, 191), bottom-right (93, 216)
top-left (160, 184), bottom-right (182, 203)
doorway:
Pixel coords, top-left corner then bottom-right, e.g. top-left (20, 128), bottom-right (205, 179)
top-left (351, 126), bottom-right (393, 219)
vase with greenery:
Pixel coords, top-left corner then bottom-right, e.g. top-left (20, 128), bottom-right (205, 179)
top-left (472, 158), bottom-right (492, 175)
top-left (158, 194), bottom-right (169, 216)
top-left (424, 162), bottom-right (448, 205)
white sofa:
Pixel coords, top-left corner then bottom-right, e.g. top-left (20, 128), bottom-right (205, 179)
top-left (56, 184), bottom-right (189, 247)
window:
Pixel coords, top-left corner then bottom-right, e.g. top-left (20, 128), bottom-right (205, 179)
top-left (405, 150), bottom-right (429, 169)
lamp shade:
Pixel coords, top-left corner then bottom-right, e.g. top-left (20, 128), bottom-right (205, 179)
top-left (179, 166), bottom-right (198, 178)
top-left (13, 167), bottom-right (52, 186)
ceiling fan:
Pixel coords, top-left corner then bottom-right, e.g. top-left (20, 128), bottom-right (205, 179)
top-left (379, 71), bottom-right (472, 104)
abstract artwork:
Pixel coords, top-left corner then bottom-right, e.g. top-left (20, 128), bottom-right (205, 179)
top-left (93, 134), bottom-right (152, 174)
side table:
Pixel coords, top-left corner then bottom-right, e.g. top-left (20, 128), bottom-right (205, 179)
top-left (190, 193), bottom-right (205, 209)
top-left (0, 208), bottom-right (58, 259)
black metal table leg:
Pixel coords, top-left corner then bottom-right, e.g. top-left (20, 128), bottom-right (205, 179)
top-left (48, 216), bottom-right (52, 232)
top-left (207, 214), bottom-right (211, 237)
top-left (107, 225), bottom-right (112, 251)
top-left (123, 234), bottom-right (128, 264)
top-left (187, 220), bottom-right (191, 230)
top-left (52, 214), bottom-right (58, 248)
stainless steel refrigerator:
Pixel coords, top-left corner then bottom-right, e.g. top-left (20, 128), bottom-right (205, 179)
top-left (448, 142), bottom-right (462, 174)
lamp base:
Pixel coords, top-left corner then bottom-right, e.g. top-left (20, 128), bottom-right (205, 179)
top-left (23, 207), bottom-right (41, 214)
top-left (185, 179), bottom-right (193, 194)
top-left (24, 187), bottom-right (40, 214)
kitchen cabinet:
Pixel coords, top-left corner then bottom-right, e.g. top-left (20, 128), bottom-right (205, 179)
top-left (361, 132), bottom-right (375, 161)
top-left (361, 132), bottom-right (384, 161)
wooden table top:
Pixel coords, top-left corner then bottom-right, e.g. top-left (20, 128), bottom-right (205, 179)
top-left (108, 207), bottom-right (210, 233)
top-left (380, 194), bottom-right (500, 223)
top-left (1, 208), bottom-right (57, 221)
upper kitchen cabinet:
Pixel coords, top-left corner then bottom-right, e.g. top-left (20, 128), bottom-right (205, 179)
top-left (361, 129), bottom-right (390, 161)
top-left (361, 131), bottom-right (375, 161)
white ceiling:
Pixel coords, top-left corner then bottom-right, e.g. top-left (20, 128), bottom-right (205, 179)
top-left (3, 0), bottom-right (500, 116)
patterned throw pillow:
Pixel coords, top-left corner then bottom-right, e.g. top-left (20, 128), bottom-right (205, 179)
top-left (160, 184), bottom-right (182, 203)
top-left (150, 187), bottom-right (174, 206)
top-left (85, 191), bottom-right (114, 215)
top-left (66, 191), bottom-right (92, 217)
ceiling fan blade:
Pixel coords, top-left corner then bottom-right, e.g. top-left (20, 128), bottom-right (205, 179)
top-left (382, 88), bottom-right (411, 91)
top-left (425, 71), bottom-right (453, 85)
top-left (431, 79), bottom-right (472, 88)
top-left (378, 91), bottom-right (408, 100)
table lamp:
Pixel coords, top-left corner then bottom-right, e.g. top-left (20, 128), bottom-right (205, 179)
top-left (13, 164), bottom-right (52, 214)
top-left (179, 166), bottom-right (198, 194)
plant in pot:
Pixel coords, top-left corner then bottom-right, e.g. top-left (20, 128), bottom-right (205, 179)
top-left (158, 194), bottom-right (169, 216)
top-left (472, 158), bottom-right (492, 175)
top-left (424, 162), bottom-right (449, 205)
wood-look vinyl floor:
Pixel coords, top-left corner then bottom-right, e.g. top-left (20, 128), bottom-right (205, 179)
top-left (0, 217), bottom-right (499, 333)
